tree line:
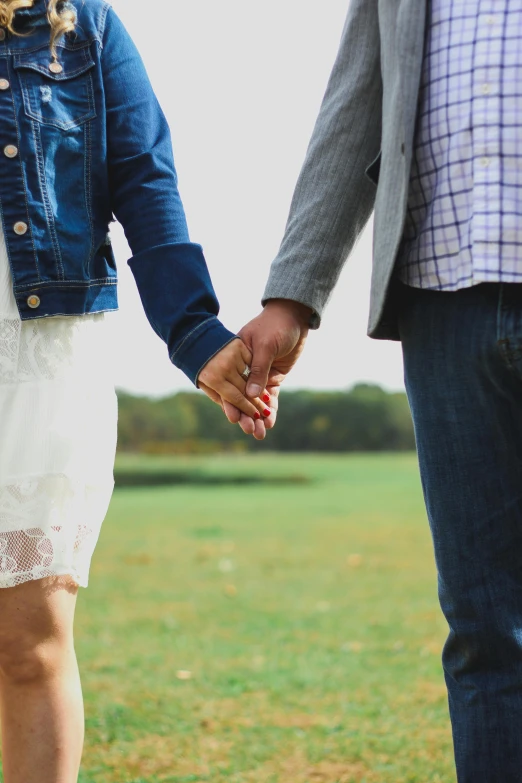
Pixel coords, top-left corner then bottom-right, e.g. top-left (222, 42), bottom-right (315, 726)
top-left (116, 384), bottom-right (415, 454)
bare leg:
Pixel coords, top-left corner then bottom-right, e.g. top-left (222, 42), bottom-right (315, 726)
top-left (0, 575), bottom-right (84, 783)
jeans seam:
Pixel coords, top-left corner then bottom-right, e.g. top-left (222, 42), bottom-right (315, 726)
top-left (84, 119), bottom-right (94, 269)
top-left (32, 118), bottom-right (64, 280)
top-left (15, 278), bottom-right (118, 291)
top-left (9, 39), bottom-right (98, 57)
top-left (7, 58), bottom-right (40, 281)
top-left (495, 282), bottom-right (522, 377)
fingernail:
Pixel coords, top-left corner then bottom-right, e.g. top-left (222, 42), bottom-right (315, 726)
top-left (262, 394), bottom-right (270, 403)
top-left (263, 408), bottom-right (271, 417)
top-left (248, 383), bottom-right (262, 397)
top-left (254, 412), bottom-right (261, 420)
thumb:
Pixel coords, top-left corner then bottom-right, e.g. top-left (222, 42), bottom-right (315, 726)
top-left (246, 343), bottom-right (275, 398)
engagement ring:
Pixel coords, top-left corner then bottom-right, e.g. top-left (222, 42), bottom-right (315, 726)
top-left (241, 366), bottom-right (251, 380)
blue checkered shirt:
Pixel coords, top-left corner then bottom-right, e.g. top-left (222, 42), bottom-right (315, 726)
top-left (396, 0), bottom-right (522, 290)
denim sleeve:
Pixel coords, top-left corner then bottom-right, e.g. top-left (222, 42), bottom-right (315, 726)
top-left (100, 7), bottom-right (236, 385)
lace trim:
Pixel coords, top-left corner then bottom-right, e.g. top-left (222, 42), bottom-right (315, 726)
top-left (0, 472), bottom-right (114, 588)
top-left (0, 312), bottom-right (108, 385)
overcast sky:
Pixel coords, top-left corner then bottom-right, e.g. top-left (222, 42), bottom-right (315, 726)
top-left (107, 0), bottom-right (405, 398)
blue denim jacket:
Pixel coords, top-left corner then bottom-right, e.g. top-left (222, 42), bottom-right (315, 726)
top-left (0, 0), bottom-right (237, 384)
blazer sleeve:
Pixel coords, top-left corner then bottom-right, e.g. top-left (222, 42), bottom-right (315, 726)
top-left (262, 0), bottom-right (383, 327)
top-left (100, 6), bottom-right (237, 385)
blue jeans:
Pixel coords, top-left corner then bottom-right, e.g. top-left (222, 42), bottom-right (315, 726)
top-left (398, 282), bottom-right (522, 783)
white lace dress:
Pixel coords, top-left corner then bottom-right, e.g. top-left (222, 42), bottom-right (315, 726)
top-left (0, 224), bottom-right (118, 589)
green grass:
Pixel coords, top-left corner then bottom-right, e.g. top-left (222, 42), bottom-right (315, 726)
top-left (22, 454), bottom-right (459, 781)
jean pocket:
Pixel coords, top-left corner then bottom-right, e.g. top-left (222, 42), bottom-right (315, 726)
top-left (14, 43), bottom-right (96, 131)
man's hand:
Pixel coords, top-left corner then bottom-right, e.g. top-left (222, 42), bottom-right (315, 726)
top-left (223, 299), bottom-right (313, 439)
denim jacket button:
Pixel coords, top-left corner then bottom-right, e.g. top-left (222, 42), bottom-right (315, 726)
top-left (13, 221), bottom-right (28, 236)
top-left (4, 145), bottom-right (18, 159)
top-left (49, 62), bottom-right (63, 74)
top-left (0, 79), bottom-right (9, 91)
top-left (27, 295), bottom-right (40, 309)
top-left (0, 30), bottom-right (6, 42)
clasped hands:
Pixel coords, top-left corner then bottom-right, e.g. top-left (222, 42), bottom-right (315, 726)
top-left (198, 299), bottom-right (312, 439)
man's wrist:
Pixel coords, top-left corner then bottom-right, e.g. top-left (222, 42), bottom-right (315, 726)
top-left (263, 298), bottom-right (315, 329)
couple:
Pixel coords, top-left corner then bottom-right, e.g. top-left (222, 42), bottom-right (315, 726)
top-left (0, 0), bottom-right (520, 781)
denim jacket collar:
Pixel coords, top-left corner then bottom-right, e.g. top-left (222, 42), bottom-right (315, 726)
top-left (11, 0), bottom-right (73, 32)
top-left (12, 2), bottom-right (47, 32)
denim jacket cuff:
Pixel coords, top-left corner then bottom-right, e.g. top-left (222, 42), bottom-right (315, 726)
top-left (127, 242), bottom-right (236, 386)
top-left (170, 318), bottom-right (238, 386)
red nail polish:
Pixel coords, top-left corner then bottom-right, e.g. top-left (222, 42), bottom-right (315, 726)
top-left (263, 408), bottom-right (271, 417)
top-left (254, 412), bottom-right (261, 420)
top-left (262, 394), bottom-right (270, 403)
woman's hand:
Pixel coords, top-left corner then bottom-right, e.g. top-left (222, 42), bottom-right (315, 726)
top-left (197, 338), bottom-right (270, 421)
top-left (223, 381), bottom-right (280, 439)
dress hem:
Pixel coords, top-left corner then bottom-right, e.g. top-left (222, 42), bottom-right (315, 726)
top-left (0, 566), bottom-right (86, 590)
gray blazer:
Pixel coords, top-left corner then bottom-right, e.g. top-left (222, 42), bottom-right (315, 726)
top-left (263, 0), bottom-right (427, 340)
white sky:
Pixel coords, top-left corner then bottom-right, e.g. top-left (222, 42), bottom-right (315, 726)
top-left (107, 0), bottom-right (405, 397)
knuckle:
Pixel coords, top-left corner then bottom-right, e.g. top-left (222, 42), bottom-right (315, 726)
top-left (258, 334), bottom-right (275, 350)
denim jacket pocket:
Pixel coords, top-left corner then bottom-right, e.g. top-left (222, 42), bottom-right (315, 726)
top-left (14, 45), bottom-right (96, 131)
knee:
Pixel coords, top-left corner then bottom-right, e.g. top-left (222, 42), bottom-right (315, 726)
top-left (0, 574), bottom-right (77, 685)
top-left (442, 617), bottom-right (522, 686)
top-left (0, 632), bottom-right (65, 686)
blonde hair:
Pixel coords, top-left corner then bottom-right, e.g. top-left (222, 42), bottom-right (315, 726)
top-left (0, 0), bottom-right (76, 58)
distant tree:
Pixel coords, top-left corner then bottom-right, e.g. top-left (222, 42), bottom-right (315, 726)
top-left (116, 384), bottom-right (415, 454)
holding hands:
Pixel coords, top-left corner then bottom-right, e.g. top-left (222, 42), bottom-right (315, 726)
top-left (199, 299), bottom-right (312, 439)
top-left (197, 337), bottom-right (273, 423)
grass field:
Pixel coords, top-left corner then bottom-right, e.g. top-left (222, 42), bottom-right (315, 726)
top-left (45, 454), bottom-right (457, 781)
